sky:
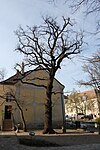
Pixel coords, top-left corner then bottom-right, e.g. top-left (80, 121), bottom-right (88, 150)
top-left (0, 0), bottom-right (98, 93)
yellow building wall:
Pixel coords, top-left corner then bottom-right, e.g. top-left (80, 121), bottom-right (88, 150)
top-left (18, 69), bottom-right (64, 129)
top-left (0, 69), bottom-right (64, 130)
top-left (0, 84), bottom-right (18, 128)
top-left (18, 84), bottom-right (45, 129)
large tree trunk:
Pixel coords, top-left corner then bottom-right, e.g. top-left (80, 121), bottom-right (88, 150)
top-left (43, 75), bottom-right (55, 134)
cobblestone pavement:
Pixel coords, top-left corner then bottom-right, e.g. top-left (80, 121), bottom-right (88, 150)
top-left (0, 130), bottom-right (100, 150)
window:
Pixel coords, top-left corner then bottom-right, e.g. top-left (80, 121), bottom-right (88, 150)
top-left (6, 92), bottom-right (14, 102)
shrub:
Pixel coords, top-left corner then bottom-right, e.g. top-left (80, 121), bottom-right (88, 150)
top-left (19, 138), bottom-right (59, 147)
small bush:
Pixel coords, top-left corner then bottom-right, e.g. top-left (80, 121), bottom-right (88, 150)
top-left (19, 138), bottom-right (59, 147)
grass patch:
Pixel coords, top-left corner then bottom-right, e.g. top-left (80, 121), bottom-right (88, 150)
top-left (19, 138), bottom-right (60, 147)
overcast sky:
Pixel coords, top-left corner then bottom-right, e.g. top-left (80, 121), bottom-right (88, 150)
top-left (0, 0), bottom-right (98, 93)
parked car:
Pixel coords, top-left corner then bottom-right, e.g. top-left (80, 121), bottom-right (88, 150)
top-left (77, 113), bottom-right (85, 120)
top-left (65, 115), bottom-right (72, 121)
top-left (81, 114), bottom-right (93, 120)
top-left (80, 122), bottom-right (87, 130)
top-left (66, 121), bottom-right (76, 129)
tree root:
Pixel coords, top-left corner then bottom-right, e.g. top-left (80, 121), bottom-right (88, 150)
top-left (42, 128), bottom-right (57, 134)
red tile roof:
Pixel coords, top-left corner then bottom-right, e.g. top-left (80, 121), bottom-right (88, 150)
top-left (79, 90), bottom-right (96, 99)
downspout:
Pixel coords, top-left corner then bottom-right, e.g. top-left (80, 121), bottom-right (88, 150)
top-left (61, 92), bottom-right (66, 133)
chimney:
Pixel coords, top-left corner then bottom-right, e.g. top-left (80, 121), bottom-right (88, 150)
top-left (21, 62), bottom-right (24, 74)
top-left (16, 69), bottom-right (21, 79)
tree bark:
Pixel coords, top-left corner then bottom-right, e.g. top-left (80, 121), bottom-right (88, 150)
top-left (43, 73), bottom-right (55, 134)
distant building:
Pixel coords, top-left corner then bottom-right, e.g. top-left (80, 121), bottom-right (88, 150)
top-left (64, 89), bottom-right (99, 120)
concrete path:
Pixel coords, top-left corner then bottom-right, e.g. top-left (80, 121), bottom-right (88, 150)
top-left (0, 130), bottom-right (100, 150)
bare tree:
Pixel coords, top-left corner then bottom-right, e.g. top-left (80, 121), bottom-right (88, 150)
top-left (65, 90), bottom-right (82, 119)
top-left (10, 91), bottom-right (27, 132)
top-left (15, 16), bottom-right (83, 134)
top-left (65, 89), bottom-right (97, 122)
top-left (49, 0), bottom-right (100, 32)
top-left (68, 0), bottom-right (100, 33)
top-left (50, 0), bottom-right (100, 15)
top-left (0, 69), bottom-right (5, 81)
top-left (69, 0), bottom-right (100, 15)
top-left (79, 51), bottom-right (100, 114)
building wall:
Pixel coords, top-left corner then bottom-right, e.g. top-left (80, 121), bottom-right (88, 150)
top-left (0, 84), bottom-right (17, 128)
top-left (64, 90), bottom-right (99, 120)
top-left (18, 81), bottom-right (63, 129)
top-left (20, 69), bottom-right (64, 129)
top-left (0, 70), bottom-right (64, 130)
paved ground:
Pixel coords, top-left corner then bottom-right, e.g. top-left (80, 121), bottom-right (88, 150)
top-left (0, 129), bottom-right (100, 150)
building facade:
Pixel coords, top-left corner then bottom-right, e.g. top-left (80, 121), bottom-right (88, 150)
top-left (0, 67), bottom-right (65, 130)
top-left (64, 90), bottom-right (99, 120)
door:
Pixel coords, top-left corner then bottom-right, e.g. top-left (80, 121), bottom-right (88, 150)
top-left (5, 105), bottom-right (12, 119)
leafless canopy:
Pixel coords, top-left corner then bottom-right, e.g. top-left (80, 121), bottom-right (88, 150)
top-left (16, 16), bottom-right (83, 73)
top-left (69, 0), bottom-right (100, 14)
top-left (15, 16), bottom-right (83, 134)
top-left (47, 0), bottom-right (100, 14)
top-left (0, 69), bottom-right (5, 81)
top-left (79, 51), bottom-right (100, 91)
